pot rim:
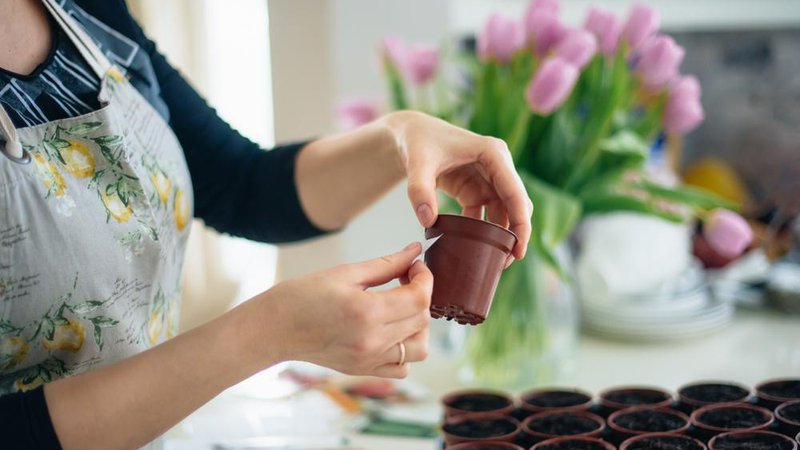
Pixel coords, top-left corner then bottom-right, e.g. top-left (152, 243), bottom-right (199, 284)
top-left (690, 402), bottom-right (775, 433)
top-left (599, 386), bottom-right (674, 410)
top-left (776, 399), bottom-right (800, 427)
top-left (427, 214), bottom-right (517, 253)
top-left (608, 406), bottom-right (690, 436)
top-left (521, 410), bottom-right (606, 439)
top-left (619, 432), bottom-right (707, 450)
top-left (532, 435), bottom-right (615, 450)
top-left (442, 389), bottom-right (516, 416)
top-left (446, 440), bottom-right (526, 450)
top-left (677, 380), bottom-right (752, 407)
top-left (442, 413), bottom-right (522, 443)
top-left (519, 388), bottom-right (594, 413)
top-left (755, 378), bottom-right (800, 404)
top-left (708, 430), bottom-right (799, 450)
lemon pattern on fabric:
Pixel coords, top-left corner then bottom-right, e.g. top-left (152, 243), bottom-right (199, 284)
top-left (42, 320), bottom-right (85, 353)
top-left (60, 139), bottom-right (96, 178)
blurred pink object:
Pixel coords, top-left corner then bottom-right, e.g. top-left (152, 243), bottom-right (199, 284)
top-left (336, 99), bottom-right (379, 130)
top-left (478, 13), bottom-right (525, 64)
top-left (382, 36), bottom-right (408, 69)
top-left (664, 75), bottom-right (704, 132)
top-left (623, 4), bottom-right (660, 50)
top-left (635, 34), bottom-right (685, 89)
top-left (526, 57), bottom-right (579, 114)
top-left (584, 7), bottom-right (623, 56)
top-left (525, 3), bottom-right (567, 56)
top-left (703, 209), bottom-right (753, 258)
top-left (554, 28), bottom-right (597, 68)
top-left (405, 44), bottom-right (439, 85)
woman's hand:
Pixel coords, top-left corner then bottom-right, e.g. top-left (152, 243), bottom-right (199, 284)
top-left (241, 242), bottom-right (433, 378)
top-left (385, 111), bottom-right (534, 261)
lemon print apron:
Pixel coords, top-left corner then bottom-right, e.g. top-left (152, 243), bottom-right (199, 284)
top-left (0, 0), bottom-right (192, 425)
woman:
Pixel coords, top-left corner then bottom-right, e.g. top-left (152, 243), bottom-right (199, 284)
top-left (0, 0), bottom-right (532, 448)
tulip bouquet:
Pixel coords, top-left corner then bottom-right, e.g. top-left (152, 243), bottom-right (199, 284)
top-left (367, 1), bottom-right (744, 385)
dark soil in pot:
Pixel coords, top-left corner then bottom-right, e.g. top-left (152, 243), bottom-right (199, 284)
top-left (532, 436), bottom-right (616, 450)
top-left (756, 380), bottom-right (800, 410)
top-left (443, 414), bottom-right (521, 446)
top-left (691, 404), bottom-right (775, 442)
top-left (709, 431), bottom-right (798, 450)
top-left (521, 411), bottom-right (605, 446)
top-left (600, 387), bottom-right (674, 416)
top-left (447, 441), bottom-right (526, 450)
top-left (679, 383), bottom-right (751, 412)
top-left (443, 391), bottom-right (515, 417)
top-left (621, 433), bottom-right (707, 450)
top-left (614, 409), bottom-right (690, 433)
top-left (520, 389), bottom-right (594, 416)
top-left (775, 401), bottom-right (800, 438)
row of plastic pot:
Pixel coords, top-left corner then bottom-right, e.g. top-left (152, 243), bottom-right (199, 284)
top-left (439, 378), bottom-right (800, 449)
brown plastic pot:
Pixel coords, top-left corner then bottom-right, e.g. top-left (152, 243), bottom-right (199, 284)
top-left (443, 390), bottom-right (516, 418)
top-left (708, 430), bottom-right (798, 450)
top-left (531, 436), bottom-right (616, 450)
top-left (519, 388), bottom-right (594, 417)
top-left (443, 413), bottom-right (522, 446)
top-left (690, 402), bottom-right (775, 443)
top-left (520, 410), bottom-right (606, 447)
top-left (447, 441), bottom-right (525, 450)
top-left (776, 400), bottom-right (800, 438)
top-left (620, 432), bottom-right (707, 450)
top-left (677, 381), bottom-right (751, 413)
top-left (598, 386), bottom-right (674, 417)
top-left (608, 407), bottom-right (691, 445)
top-left (425, 215), bottom-right (517, 325)
top-left (756, 379), bottom-right (800, 410)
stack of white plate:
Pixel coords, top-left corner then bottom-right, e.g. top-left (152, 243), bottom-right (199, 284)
top-left (581, 264), bottom-right (734, 341)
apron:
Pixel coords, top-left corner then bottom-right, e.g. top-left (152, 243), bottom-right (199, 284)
top-left (0, 0), bottom-right (192, 420)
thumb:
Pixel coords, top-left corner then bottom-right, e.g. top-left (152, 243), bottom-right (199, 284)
top-left (350, 242), bottom-right (422, 288)
top-left (407, 165), bottom-right (439, 228)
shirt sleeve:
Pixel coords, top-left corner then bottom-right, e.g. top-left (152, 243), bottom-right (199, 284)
top-left (0, 387), bottom-right (62, 449)
top-left (121, 4), bottom-right (328, 243)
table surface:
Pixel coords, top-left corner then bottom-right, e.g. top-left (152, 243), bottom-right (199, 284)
top-left (165, 309), bottom-right (800, 450)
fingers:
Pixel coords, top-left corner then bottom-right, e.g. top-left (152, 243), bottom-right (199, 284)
top-left (462, 205), bottom-right (484, 220)
top-left (486, 198), bottom-right (509, 229)
top-left (349, 242), bottom-right (421, 288)
top-left (375, 260), bottom-right (433, 323)
top-left (407, 164), bottom-right (439, 228)
top-left (479, 138), bottom-right (533, 259)
top-left (373, 329), bottom-right (430, 378)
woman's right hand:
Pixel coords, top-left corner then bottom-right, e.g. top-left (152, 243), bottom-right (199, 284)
top-left (242, 242), bottom-right (433, 378)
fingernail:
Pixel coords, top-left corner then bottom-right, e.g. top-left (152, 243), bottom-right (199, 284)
top-left (404, 242), bottom-right (420, 251)
top-left (416, 204), bottom-right (434, 227)
top-left (504, 255), bottom-right (515, 269)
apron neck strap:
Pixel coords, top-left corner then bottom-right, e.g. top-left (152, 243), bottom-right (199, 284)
top-left (41, 0), bottom-right (112, 79)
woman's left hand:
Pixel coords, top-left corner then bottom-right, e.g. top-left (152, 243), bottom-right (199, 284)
top-left (385, 110), bottom-right (533, 261)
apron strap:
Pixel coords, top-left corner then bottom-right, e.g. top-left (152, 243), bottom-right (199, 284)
top-left (41, 0), bottom-right (112, 79)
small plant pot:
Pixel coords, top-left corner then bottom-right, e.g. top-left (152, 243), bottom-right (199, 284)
top-left (776, 400), bottom-right (800, 438)
top-left (678, 382), bottom-right (751, 413)
top-left (520, 410), bottom-right (606, 448)
top-left (519, 388), bottom-right (594, 417)
top-left (443, 413), bottom-right (522, 446)
top-left (690, 403), bottom-right (775, 443)
top-left (599, 386), bottom-right (675, 417)
top-left (621, 432), bottom-right (708, 450)
top-left (531, 436), bottom-right (616, 450)
top-left (608, 407), bottom-right (691, 445)
top-left (708, 430), bottom-right (798, 450)
top-left (425, 215), bottom-right (517, 325)
top-left (756, 379), bottom-right (800, 411)
top-left (443, 390), bottom-right (516, 418)
top-left (447, 441), bottom-right (526, 450)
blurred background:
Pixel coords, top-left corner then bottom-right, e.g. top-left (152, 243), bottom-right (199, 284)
top-left (124, 1), bottom-right (800, 448)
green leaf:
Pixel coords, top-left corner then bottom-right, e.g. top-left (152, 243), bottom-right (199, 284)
top-left (93, 135), bottom-right (122, 146)
top-left (72, 300), bottom-right (104, 314)
top-left (383, 57), bottom-right (408, 110)
top-left (638, 180), bottom-right (739, 211)
top-left (42, 319), bottom-right (55, 341)
top-left (43, 141), bottom-right (66, 165)
top-left (598, 129), bottom-right (649, 158)
top-left (0, 321), bottom-right (18, 334)
top-left (93, 325), bottom-right (103, 351)
top-left (582, 193), bottom-right (685, 222)
top-left (89, 316), bottom-right (119, 328)
top-left (68, 122), bottom-right (103, 135)
top-left (100, 145), bottom-right (117, 164)
top-left (50, 138), bottom-right (70, 148)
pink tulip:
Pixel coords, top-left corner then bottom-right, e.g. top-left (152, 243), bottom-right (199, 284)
top-left (526, 57), bottom-right (579, 115)
top-left (405, 44), bottom-right (439, 85)
top-left (553, 28), bottom-right (597, 69)
top-left (584, 7), bottom-right (623, 56)
top-left (336, 99), bottom-right (379, 130)
top-left (527, 0), bottom-right (560, 14)
top-left (478, 13), bottom-right (525, 64)
top-left (634, 35), bottom-right (685, 89)
top-left (623, 4), bottom-right (660, 50)
top-left (703, 209), bottom-right (753, 258)
top-left (664, 75), bottom-right (704, 133)
top-left (525, 7), bottom-right (567, 57)
top-left (382, 36), bottom-right (408, 69)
